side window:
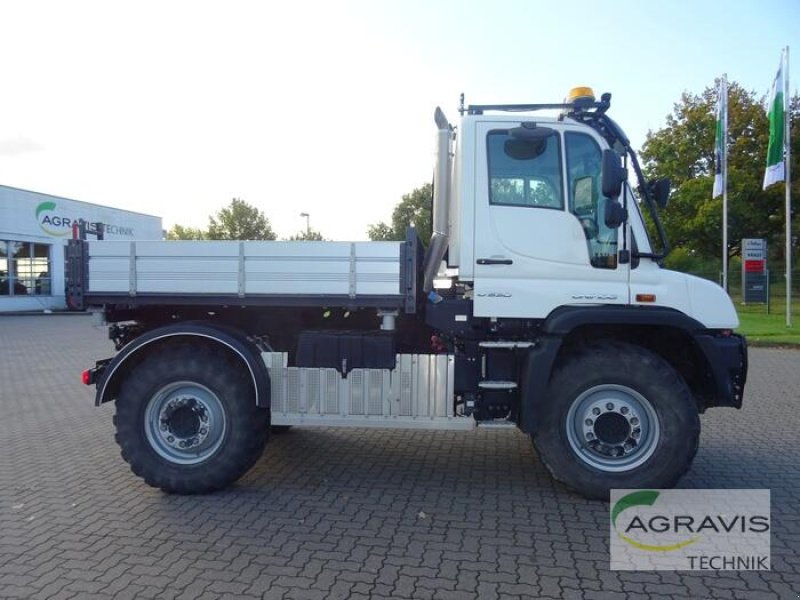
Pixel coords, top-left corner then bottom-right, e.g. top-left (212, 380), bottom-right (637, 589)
top-left (487, 130), bottom-right (563, 209)
top-left (565, 132), bottom-right (618, 269)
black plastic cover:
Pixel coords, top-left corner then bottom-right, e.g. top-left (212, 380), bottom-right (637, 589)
top-left (693, 332), bottom-right (748, 408)
top-left (296, 330), bottom-right (396, 375)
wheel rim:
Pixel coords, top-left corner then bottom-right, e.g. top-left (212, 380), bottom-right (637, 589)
top-left (565, 384), bottom-right (660, 472)
top-left (144, 381), bottom-right (226, 465)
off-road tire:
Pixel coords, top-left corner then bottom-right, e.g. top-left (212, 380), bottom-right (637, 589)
top-left (532, 341), bottom-right (699, 499)
top-left (114, 346), bottom-right (269, 494)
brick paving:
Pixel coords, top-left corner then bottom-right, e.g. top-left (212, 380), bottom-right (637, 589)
top-left (0, 314), bottom-right (798, 599)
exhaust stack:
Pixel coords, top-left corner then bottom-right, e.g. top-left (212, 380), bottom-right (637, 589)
top-left (423, 107), bottom-right (453, 293)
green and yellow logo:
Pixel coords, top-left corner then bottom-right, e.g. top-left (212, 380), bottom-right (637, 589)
top-left (36, 201), bottom-right (74, 237)
top-left (612, 490), bottom-right (699, 552)
top-left (35, 202), bottom-right (134, 237)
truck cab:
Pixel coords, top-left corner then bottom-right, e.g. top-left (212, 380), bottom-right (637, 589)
top-left (433, 90), bottom-right (738, 330)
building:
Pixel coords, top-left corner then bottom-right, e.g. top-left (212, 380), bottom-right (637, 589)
top-left (0, 185), bottom-right (162, 312)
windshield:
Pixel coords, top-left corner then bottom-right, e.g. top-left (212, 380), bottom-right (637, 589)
top-left (568, 110), bottom-right (671, 259)
top-left (625, 183), bottom-right (653, 255)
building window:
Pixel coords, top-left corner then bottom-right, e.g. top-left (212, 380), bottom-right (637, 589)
top-left (0, 241), bottom-right (52, 296)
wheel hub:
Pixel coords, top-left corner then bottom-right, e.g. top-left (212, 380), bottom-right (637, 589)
top-left (592, 411), bottom-right (630, 445)
top-left (158, 397), bottom-right (211, 450)
top-left (580, 398), bottom-right (643, 459)
top-left (144, 382), bottom-right (226, 465)
top-left (566, 384), bottom-right (660, 472)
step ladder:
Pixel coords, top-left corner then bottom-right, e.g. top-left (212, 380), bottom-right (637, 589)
top-left (470, 340), bottom-right (532, 422)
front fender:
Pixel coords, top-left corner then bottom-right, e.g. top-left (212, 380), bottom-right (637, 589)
top-left (542, 304), bottom-right (704, 336)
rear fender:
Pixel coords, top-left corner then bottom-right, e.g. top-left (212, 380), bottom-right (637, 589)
top-left (95, 322), bottom-right (270, 408)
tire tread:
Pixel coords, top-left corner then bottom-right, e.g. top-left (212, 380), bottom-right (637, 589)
top-left (114, 345), bottom-right (269, 494)
top-left (532, 340), bottom-right (700, 499)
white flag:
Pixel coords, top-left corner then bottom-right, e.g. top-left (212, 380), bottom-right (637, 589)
top-left (713, 79), bottom-right (726, 199)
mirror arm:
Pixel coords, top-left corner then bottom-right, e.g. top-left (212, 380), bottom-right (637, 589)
top-left (619, 153), bottom-right (630, 264)
top-left (625, 144), bottom-right (671, 259)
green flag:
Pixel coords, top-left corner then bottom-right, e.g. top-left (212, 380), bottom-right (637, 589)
top-left (763, 58), bottom-right (785, 189)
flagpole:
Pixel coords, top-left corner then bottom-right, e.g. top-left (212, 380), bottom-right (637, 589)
top-left (785, 46), bottom-right (792, 327)
top-left (722, 74), bottom-right (729, 292)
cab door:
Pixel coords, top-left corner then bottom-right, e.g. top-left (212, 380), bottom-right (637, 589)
top-left (472, 121), bottom-right (630, 319)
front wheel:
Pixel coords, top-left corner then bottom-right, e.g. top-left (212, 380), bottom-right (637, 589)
top-left (532, 341), bottom-right (699, 499)
top-left (114, 345), bottom-right (269, 494)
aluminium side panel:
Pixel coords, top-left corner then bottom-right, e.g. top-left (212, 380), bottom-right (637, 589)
top-left (86, 240), bottom-right (241, 295)
top-left (244, 241), bottom-right (352, 296)
top-left (85, 239), bottom-right (404, 300)
top-left (245, 241), bottom-right (402, 297)
top-left (353, 242), bottom-right (402, 296)
top-left (266, 352), bottom-right (470, 430)
top-left (135, 241), bottom-right (239, 294)
top-left (86, 241), bottom-right (131, 293)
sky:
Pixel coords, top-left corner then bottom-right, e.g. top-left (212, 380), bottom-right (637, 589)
top-left (0, 0), bottom-right (798, 241)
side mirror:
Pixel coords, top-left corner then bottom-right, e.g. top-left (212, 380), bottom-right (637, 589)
top-left (601, 149), bottom-right (627, 200)
top-left (648, 178), bottom-right (671, 209)
top-left (604, 198), bottom-right (628, 229)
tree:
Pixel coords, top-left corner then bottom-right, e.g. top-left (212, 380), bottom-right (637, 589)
top-left (287, 229), bottom-right (325, 241)
top-left (207, 198), bottom-right (276, 240)
top-left (166, 224), bottom-right (206, 240)
top-left (640, 81), bottom-right (799, 264)
top-left (368, 183), bottom-right (432, 242)
top-left (366, 222), bottom-right (393, 241)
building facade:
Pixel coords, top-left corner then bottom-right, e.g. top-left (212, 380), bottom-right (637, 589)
top-left (0, 185), bottom-right (162, 312)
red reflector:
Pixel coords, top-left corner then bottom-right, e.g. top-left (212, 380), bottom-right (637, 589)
top-left (636, 293), bottom-right (657, 303)
top-left (82, 370), bottom-right (92, 385)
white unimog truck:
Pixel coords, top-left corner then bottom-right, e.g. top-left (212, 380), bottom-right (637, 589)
top-left (69, 88), bottom-right (747, 499)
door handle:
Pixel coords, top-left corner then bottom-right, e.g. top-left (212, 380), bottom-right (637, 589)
top-left (477, 258), bottom-right (513, 265)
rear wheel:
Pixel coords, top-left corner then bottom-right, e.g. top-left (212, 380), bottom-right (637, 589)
top-left (532, 341), bottom-right (699, 499)
top-left (114, 346), bottom-right (269, 493)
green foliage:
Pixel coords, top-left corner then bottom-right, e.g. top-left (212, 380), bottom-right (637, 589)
top-left (166, 224), bottom-right (206, 240)
top-left (368, 183), bottom-right (432, 242)
top-left (662, 247), bottom-right (715, 274)
top-left (207, 198), bottom-right (276, 241)
top-left (640, 81), bottom-right (799, 263)
top-left (287, 229), bottom-right (325, 241)
top-left (366, 222), bottom-right (394, 241)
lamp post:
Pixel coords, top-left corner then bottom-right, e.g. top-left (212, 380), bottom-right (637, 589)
top-left (300, 212), bottom-right (310, 236)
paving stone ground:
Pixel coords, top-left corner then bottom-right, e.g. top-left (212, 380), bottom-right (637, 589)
top-left (0, 314), bottom-right (798, 599)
